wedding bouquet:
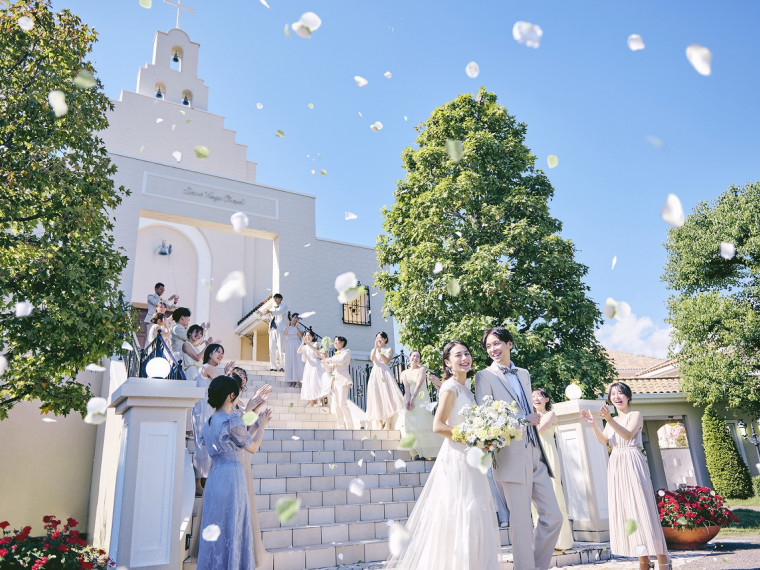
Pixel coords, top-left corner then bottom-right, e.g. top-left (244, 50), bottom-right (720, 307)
top-left (451, 395), bottom-right (525, 472)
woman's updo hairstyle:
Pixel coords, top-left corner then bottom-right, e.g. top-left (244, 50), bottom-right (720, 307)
top-left (203, 343), bottom-right (224, 364)
top-left (207, 375), bottom-right (239, 410)
top-left (441, 340), bottom-right (473, 381)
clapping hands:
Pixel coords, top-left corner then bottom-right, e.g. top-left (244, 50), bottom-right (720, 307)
top-left (580, 409), bottom-right (595, 424)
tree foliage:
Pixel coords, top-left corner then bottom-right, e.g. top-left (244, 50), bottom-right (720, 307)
top-left (376, 89), bottom-right (614, 399)
top-left (663, 182), bottom-right (760, 417)
top-left (701, 406), bottom-right (753, 499)
top-left (0, 1), bottom-right (133, 419)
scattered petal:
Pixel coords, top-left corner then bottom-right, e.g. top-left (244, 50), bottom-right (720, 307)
top-left (370, 121), bottom-right (383, 132)
top-left (465, 447), bottom-right (492, 474)
top-left (335, 271), bottom-right (358, 295)
top-left (291, 435), bottom-right (301, 440)
top-left (512, 21), bottom-right (543, 48)
top-left (370, 450), bottom-right (376, 457)
top-left (299, 311), bottom-right (316, 319)
top-left (307, 103), bottom-right (314, 109)
top-left (275, 497), bottom-right (301, 523)
top-left (686, 45), bottom-right (712, 76)
top-left (676, 517), bottom-right (688, 525)
top-left (275, 129), bottom-right (285, 138)
top-left (358, 111), bottom-right (363, 118)
top-left (358, 458), bottom-right (364, 467)
top-left (604, 298), bottom-right (617, 319)
top-left (172, 150), bottom-right (182, 162)
top-left (256, 102), bottom-right (263, 110)
top-left (85, 363), bottom-right (106, 373)
top-left (616, 301), bottom-right (632, 321)
top-left (661, 193), bottom-right (685, 228)
top-left (425, 401), bottom-right (438, 412)
top-left (216, 271), bottom-right (246, 302)
top-left (345, 211), bottom-right (358, 221)
top-left (635, 544), bottom-right (647, 557)
top-left (625, 519), bottom-right (638, 535)
top-left (658, 490), bottom-right (665, 497)
top-left (230, 212), bottom-right (249, 232)
top-left (18, 16), bottom-right (34, 31)
top-left (403, 116), bottom-right (408, 122)
top-left (547, 154), bottom-right (559, 169)
top-left (73, 70), bottom-right (97, 89)
top-left (311, 169), bottom-right (316, 175)
top-left (259, 0), bottom-right (270, 7)
top-left (48, 90), bottom-right (68, 117)
top-left (338, 553), bottom-right (344, 561)
top-left (719, 242), bottom-right (736, 260)
top-left (465, 61), bottom-right (480, 78)
top-left (202, 524), bottom-right (221, 541)
top-left (284, 24), bottom-right (290, 37)
top-left (145, 357), bottom-right (171, 378)
top-left (139, 0), bottom-right (152, 8)
top-left (329, 464), bottom-right (336, 469)
top-left (304, 243), bottom-right (311, 247)
top-left (139, 145), bottom-right (145, 154)
top-left (446, 278), bottom-right (461, 296)
top-left (386, 519), bottom-right (395, 527)
top-left (384, 71), bottom-right (392, 79)
top-left (194, 146), bottom-right (210, 159)
top-left (611, 256), bottom-right (617, 270)
top-left (121, 341), bottom-right (134, 351)
top-left (433, 262), bottom-right (443, 274)
top-left (627, 34), bottom-right (645, 51)
top-left (354, 76), bottom-right (368, 87)
top-left (348, 478), bottom-right (365, 497)
top-left (156, 118), bottom-right (164, 123)
top-left (15, 301), bottom-right (33, 317)
top-left (445, 140), bottom-right (464, 162)
top-left (389, 523), bottom-right (411, 556)
top-left (242, 411), bottom-right (259, 426)
top-left (42, 417), bottom-right (57, 423)
top-left (292, 12), bottom-right (322, 39)
top-left (320, 169), bottom-right (327, 175)
top-left (647, 135), bottom-right (664, 149)
top-left (84, 397), bottom-right (108, 425)
top-left (0, 356), bottom-right (8, 377)
top-left (398, 433), bottom-right (417, 450)
top-left (289, 402), bottom-right (294, 408)
top-left (394, 459), bottom-right (407, 470)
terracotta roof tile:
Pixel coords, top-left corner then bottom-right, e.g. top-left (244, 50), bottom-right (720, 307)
top-left (605, 349), bottom-right (668, 373)
top-left (611, 377), bottom-right (682, 395)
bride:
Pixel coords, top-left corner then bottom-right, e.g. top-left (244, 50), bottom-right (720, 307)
top-left (386, 340), bottom-right (501, 569)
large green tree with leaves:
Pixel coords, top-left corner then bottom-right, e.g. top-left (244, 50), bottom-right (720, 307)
top-left (0, 0), bottom-right (133, 419)
top-left (663, 182), bottom-right (760, 417)
top-left (376, 89), bottom-right (613, 398)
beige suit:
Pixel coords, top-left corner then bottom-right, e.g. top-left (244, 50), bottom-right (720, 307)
top-left (475, 362), bottom-right (562, 570)
top-left (322, 349), bottom-right (353, 429)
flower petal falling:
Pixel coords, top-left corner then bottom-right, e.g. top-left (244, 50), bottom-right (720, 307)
top-left (661, 193), bottom-right (685, 228)
top-left (48, 90), bottom-right (68, 117)
top-left (139, 0), bottom-right (152, 8)
top-left (512, 21), bottom-right (543, 48)
top-left (292, 12), bottom-right (322, 39)
top-left (201, 524), bottom-right (221, 541)
top-left (85, 363), bottom-right (106, 373)
top-left (384, 71), bottom-right (392, 79)
top-left (216, 271), bottom-right (246, 302)
top-left (625, 519), bottom-right (638, 535)
top-left (465, 61), bottom-right (480, 78)
top-left (398, 433), bottom-right (417, 450)
top-left (275, 129), bottom-right (285, 138)
top-left (446, 278), bottom-right (461, 296)
top-left (18, 16), bottom-right (34, 30)
top-left (354, 76), bottom-right (368, 87)
top-left (686, 45), bottom-right (712, 76)
top-left (433, 262), bottom-right (443, 274)
top-left (719, 242), bottom-right (736, 260)
top-left (230, 212), bottom-right (249, 232)
top-left (194, 146), bottom-right (210, 159)
top-left (627, 34), bottom-right (645, 51)
top-left (15, 301), bottom-right (33, 317)
top-left (389, 523), bottom-right (411, 556)
top-left (84, 397), bottom-right (108, 425)
top-left (394, 459), bottom-right (407, 470)
top-left (611, 255), bottom-right (617, 270)
top-left (348, 478), bottom-right (365, 497)
top-left (73, 70), bottom-right (97, 89)
top-left (275, 497), bottom-right (301, 523)
top-left (345, 211), bottom-right (358, 220)
top-left (242, 411), bottom-right (259, 426)
top-left (172, 150), bottom-right (182, 162)
top-left (547, 154), bottom-right (558, 168)
top-left (370, 121), bottom-right (383, 132)
top-left (446, 139), bottom-right (464, 162)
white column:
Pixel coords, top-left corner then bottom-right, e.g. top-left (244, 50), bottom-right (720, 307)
top-left (553, 399), bottom-right (610, 542)
top-left (108, 378), bottom-right (204, 569)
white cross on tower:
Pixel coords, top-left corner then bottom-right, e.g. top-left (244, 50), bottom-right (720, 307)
top-left (163, 0), bottom-right (195, 29)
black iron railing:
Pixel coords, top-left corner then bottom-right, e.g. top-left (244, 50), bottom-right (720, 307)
top-left (120, 333), bottom-right (187, 380)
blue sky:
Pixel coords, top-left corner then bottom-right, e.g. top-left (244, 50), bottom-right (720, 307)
top-left (51, 0), bottom-right (760, 357)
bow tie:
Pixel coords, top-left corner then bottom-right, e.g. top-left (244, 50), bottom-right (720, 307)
top-left (499, 365), bottom-right (519, 376)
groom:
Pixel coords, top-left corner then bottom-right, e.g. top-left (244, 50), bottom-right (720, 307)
top-left (475, 326), bottom-right (562, 570)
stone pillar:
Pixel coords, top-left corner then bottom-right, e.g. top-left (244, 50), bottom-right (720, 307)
top-left (107, 378), bottom-right (204, 569)
top-left (553, 399), bottom-right (610, 542)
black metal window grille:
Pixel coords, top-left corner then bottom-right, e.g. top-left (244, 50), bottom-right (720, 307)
top-left (341, 284), bottom-right (371, 326)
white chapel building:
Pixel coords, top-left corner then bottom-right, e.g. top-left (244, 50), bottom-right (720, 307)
top-left (102, 26), bottom-right (388, 361)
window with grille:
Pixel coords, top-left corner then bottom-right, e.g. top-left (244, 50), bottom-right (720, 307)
top-left (342, 284), bottom-right (371, 326)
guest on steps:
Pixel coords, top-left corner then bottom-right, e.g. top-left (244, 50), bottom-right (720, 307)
top-left (320, 336), bottom-right (354, 429)
top-left (365, 332), bottom-right (405, 430)
top-left (283, 314), bottom-right (304, 386)
top-left (298, 330), bottom-right (331, 406)
top-left (399, 350), bottom-right (443, 459)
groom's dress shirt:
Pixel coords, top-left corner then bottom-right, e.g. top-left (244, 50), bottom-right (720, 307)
top-left (499, 363), bottom-right (538, 446)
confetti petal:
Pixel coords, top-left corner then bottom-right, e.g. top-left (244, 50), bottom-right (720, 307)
top-left (384, 71), bottom-right (392, 79)
top-left (156, 118), bottom-right (164, 124)
top-left (348, 478), bottom-right (365, 497)
top-left (335, 272), bottom-right (358, 295)
top-left (425, 401), bottom-right (438, 412)
top-left (604, 298), bottom-right (617, 319)
top-left (446, 278), bottom-right (461, 296)
top-left (445, 140), bottom-right (464, 162)
top-left (625, 519), bottom-right (638, 535)
top-left (547, 154), bottom-right (558, 169)
top-left (647, 136), bottom-right (664, 149)
top-left (661, 193), bottom-right (685, 228)
top-left (719, 242), bottom-right (736, 260)
top-left (465, 61), bottom-right (480, 78)
top-left (242, 411), bottom-right (259, 426)
top-left (284, 24), bottom-right (290, 37)
top-left (292, 12), bottom-right (322, 39)
top-left (686, 45), bottom-right (712, 76)
top-left (307, 103), bottom-right (314, 109)
top-left (291, 435), bottom-right (301, 440)
top-left (18, 16), bottom-right (34, 31)
top-left (465, 447), bottom-right (492, 474)
top-left (202, 524), bottom-right (221, 541)
top-left (616, 301), bottom-right (631, 321)
top-left (259, 0), bottom-right (270, 7)
top-left (299, 311), bottom-right (316, 319)
top-left (48, 90), bottom-right (68, 117)
top-left (230, 212), bottom-right (249, 232)
top-left (358, 458), bottom-right (364, 467)
top-left (84, 396), bottom-right (108, 425)
top-left (345, 211), bottom-right (358, 220)
top-left (433, 262), bottom-right (443, 274)
top-left (85, 363), bottom-right (106, 373)
top-left (394, 459), bottom-right (407, 470)
top-left (320, 169), bottom-right (327, 175)
top-left (216, 271), bottom-right (246, 302)
top-left (256, 102), bottom-right (263, 110)
top-left (370, 121), bottom-right (383, 132)
top-left (15, 301), bottom-right (33, 317)
top-left (611, 255), bottom-right (617, 270)
top-left (354, 76), bottom-right (368, 87)
top-left (172, 150), bottom-right (182, 162)
top-left (512, 21), bottom-right (543, 48)
top-left (275, 497), bottom-right (301, 523)
top-left (121, 341), bottom-right (134, 351)
top-left (0, 356), bottom-right (8, 377)
top-left (42, 418), bottom-right (57, 423)
top-left (627, 34), bottom-right (645, 51)
top-left (398, 433), bottom-right (417, 450)
top-left (145, 357), bottom-right (171, 378)
top-left (73, 70), bottom-right (97, 89)
top-left (275, 129), bottom-right (285, 138)
top-left (194, 146), bottom-right (210, 159)
top-left (389, 523), bottom-right (411, 556)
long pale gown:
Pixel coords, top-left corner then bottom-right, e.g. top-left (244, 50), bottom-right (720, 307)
top-left (537, 424), bottom-right (574, 549)
top-left (605, 418), bottom-right (668, 557)
top-left (399, 367), bottom-right (443, 459)
top-left (283, 325), bottom-right (304, 384)
top-left (197, 412), bottom-right (256, 569)
top-left (386, 379), bottom-right (500, 569)
top-left (298, 342), bottom-right (331, 401)
top-left (365, 347), bottom-right (405, 426)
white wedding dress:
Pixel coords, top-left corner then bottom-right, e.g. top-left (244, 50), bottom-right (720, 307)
top-left (386, 378), bottom-right (500, 569)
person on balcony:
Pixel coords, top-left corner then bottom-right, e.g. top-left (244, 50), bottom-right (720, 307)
top-left (144, 282), bottom-right (178, 325)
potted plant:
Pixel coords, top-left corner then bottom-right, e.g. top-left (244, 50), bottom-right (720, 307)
top-left (656, 485), bottom-right (739, 550)
top-left (0, 515), bottom-right (114, 568)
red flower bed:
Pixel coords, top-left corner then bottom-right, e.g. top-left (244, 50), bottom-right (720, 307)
top-left (656, 485), bottom-right (739, 530)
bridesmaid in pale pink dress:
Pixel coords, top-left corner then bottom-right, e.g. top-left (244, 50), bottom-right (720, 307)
top-left (581, 382), bottom-right (670, 570)
top-left (365, 331), bottom-right (405, 429)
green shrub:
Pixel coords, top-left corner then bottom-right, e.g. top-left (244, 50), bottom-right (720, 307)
top-left (753, 475), bottom-right (760, 498)
top-left (702, 406), bottom-right (753, 499)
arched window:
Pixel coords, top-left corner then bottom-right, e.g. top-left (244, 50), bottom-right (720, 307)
top-left (170, 46), bottom-right (183, 71)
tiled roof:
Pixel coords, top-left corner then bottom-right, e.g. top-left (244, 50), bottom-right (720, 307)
top-left (603, 349), bottom-right (682, 395)
top-left (605, 349), bottom-right (667, 373)
top-left (622, 377), bottom-right (682, 395)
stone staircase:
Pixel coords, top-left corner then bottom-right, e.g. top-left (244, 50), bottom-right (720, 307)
top-left (183, 362), bottom-right (610, 570)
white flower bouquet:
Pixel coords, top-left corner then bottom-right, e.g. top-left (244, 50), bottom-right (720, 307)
top-left (451, 395), bottom-right (525, 472)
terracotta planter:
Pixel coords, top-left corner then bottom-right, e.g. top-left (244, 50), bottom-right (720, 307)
top-left (662, 525), bottom-right (721, 550)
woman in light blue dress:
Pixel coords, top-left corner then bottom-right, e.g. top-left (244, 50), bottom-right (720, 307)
top-left (197, 375), bottom-right (272, 570)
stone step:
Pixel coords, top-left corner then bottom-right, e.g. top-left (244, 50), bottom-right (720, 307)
top-left (255, 484), bottom-right (424, 511)
top-left (258, 437), bottom-right (414, 454)
top-left (252, 448), bottom-right (408, 467)
top-left (258, 499), bottom-right (415, 529)
top-left (263, 429), bottom-right (401, 441)
top-left (255, 471), bottom-right (430, 495)
top-left (268, 419), bottom-right (339, 429)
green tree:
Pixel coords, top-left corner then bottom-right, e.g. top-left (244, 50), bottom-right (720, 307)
top-left (663, 182), bottom-right (760, 417)
top-left (701, 406), bottom-right (753, 499)
top-left (0, 0), bottom-right (133, 419)
top-left (376, 89), bottom-right (614, 398)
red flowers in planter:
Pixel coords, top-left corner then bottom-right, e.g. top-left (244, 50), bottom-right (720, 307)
top-left (656, 485), bottom-right (739, 529)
